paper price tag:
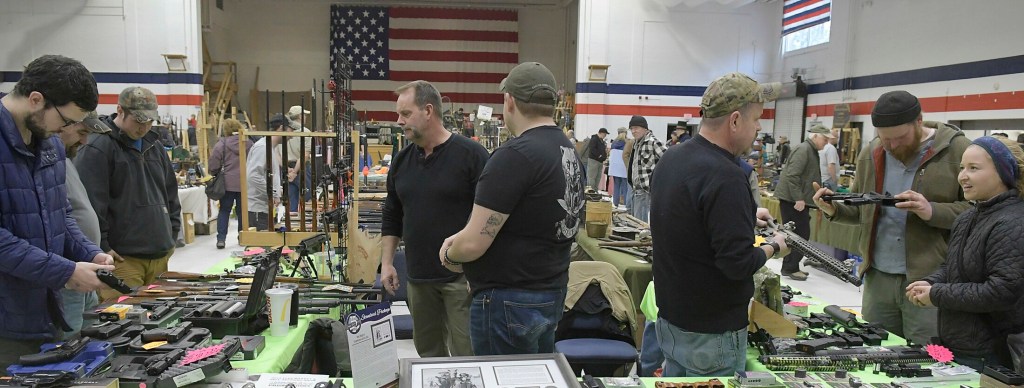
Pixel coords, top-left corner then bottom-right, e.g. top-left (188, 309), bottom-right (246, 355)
top-left (142, 341), bottom-right (167, 350)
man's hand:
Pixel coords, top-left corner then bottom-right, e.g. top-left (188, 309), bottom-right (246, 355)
top-left (812, 182), bottom-right (836, 216)
top-left (380, 263), bottom-right (400, 296)
top-left (795, 200), bottom-right (806, 212)
top-left (287, 167), bottom-right (298, 182)
top-left (92, 252), bottom-right (114, 266)
top-left (438, 235), bottom-right (464, 273)
top-left (106, 250), bottom-right (125, 262)
top-left (894, 190), bottom-right (933, 221)
top-left (755, 207), bottom-right (774, 228)
top-left (66, 262), bottom-right (116, 292)
top-left (771, 232), bottom-right (790, 258)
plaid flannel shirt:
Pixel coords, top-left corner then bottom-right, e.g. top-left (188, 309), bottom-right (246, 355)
top-left (629, 132), bottom-right (666, 191)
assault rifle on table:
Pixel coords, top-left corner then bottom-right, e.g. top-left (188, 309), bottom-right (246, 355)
top-left (820, 192), bottom-right (907, 207)
top-left (758, 345), bottom-right (933, 372)
top-left (158, 271), bottom-right (367, 288)
top-left (759, 220), bottom-right (862, 287)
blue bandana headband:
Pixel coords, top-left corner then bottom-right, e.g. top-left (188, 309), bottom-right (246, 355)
top-left (971, 136), bottom-right (1019, 190)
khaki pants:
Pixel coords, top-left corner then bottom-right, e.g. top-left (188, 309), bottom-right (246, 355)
top-left (98, 250), bottom-right (173, 301)
top-left (406, 276), bottom-right (473, 357)
top-left (862, 268), bottom-right (938, 345)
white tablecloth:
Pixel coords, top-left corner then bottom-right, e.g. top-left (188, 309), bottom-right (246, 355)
top-left (177, 186), bottom-right (217, 223)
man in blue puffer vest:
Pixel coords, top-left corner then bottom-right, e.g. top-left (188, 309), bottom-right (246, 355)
top-left (0, 55), bottom-right (116, 373)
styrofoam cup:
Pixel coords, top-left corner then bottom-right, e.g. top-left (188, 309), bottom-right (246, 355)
top-left (266, 287), bottom-right (294, 336)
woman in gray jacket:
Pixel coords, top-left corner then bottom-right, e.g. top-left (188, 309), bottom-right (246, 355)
top-left (208, 119), bottom-right (252, 248)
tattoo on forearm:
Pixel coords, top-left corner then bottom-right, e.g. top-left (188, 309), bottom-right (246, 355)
top-left (480, 214), bottom-right (504, 238)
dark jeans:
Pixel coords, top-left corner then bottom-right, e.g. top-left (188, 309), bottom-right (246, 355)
top-left (217, 191), bottom-right (242, 242)
top-left (639, 320), bottom-right (664, 376)
top-left (248, 211), bottom-right (269, 231)
top-left (779, 199), bottom-right (810, 274)
top-left (612, 177), bottom-right (629, 207)
top-left (470, 287), bottom-right (566, 355)
top-left (288, 163), bottom-right (312, 212)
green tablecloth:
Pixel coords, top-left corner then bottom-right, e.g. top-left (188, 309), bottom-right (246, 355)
top-left (576, 232), bottom-right (651, 310)
top-left (203, 257), bottom-right (318, 373)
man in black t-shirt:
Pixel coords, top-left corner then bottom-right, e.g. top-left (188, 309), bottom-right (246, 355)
top-left (439, 62), bottom-right (585, 355)
top-left (650, 72), bottom-right (789, 377)
top-left (381, 81), bottom-right (489, 357)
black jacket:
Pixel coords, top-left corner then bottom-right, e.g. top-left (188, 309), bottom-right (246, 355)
top-left (74, 114), bottom-right (181, 257)
top-left (587, 134), bottom-right (607, 162)
top-left (923, 190), bottom-right (1024, 359)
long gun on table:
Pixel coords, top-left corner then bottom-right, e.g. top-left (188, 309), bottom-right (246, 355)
top-left (759, 220), bottom-right (862, 287)
top-left (158, 271), bottom-right (364, 287)
top-left (758, 346), bottom-right (933, 372)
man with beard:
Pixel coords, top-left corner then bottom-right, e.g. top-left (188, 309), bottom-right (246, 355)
top-left (76, 86), bottom-right (181, 300)
top-left (439, 62), bottom-right (585, 355)
top-left (813, 90), bottom-right (971, 345)
top-left (380, 80), bottom-right (488, 357)
top-left (0, 55), bottom-right (115, 372)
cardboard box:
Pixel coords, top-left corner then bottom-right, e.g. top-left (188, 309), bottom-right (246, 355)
top-left (585, 200), bottom-right (613, 237)
top-left (748, 300), bottom-right (797, 338)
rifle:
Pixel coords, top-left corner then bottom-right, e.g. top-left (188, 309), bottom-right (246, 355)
top-left (820, 192), bottom-right (906, 207)
top-left (759, 220), bottom-right (862, 287)
top-left (758, 345), bottom-right (932, 372)
top-left (158, 271), bottom-right (365, 288)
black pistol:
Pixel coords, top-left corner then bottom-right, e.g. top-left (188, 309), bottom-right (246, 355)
top-left (17, 337), bottom-right (91, 366)
top-left (96, 269), bottom-right (134, 294)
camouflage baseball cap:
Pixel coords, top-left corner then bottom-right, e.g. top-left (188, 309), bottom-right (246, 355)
top-left (81, 111), bottom-right (111, 133)
top-left (118, 86), bottom-right (159, 123)
top-left (700, 72), bottom-right (782, 119)
top-left (499, 62), bottom-right (557, 106)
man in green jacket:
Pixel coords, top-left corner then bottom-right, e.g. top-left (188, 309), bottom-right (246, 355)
top-left (775, 124), bottom-right (834, 281)
top-left (813, 91), bottom-right (970, 345)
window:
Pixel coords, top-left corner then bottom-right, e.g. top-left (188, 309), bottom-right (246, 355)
top-left (783, 21), bottom-right (831, 53)
top-left (782, 0), bottom-right (831, 53)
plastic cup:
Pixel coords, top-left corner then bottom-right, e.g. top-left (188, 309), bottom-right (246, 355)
top-left (266, 287), bottom-right (294, 336)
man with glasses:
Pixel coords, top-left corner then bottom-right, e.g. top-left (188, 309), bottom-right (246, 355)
top-left (0, 54), bottom-right (116, 373)
top-left (75, 86), bottom-right (181, 301)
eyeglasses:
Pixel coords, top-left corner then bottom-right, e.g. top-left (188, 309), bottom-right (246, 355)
top-left (53, 104), bottom-right (84, 129)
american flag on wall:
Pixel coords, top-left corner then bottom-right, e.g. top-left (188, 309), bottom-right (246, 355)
top-left (329, 5), bottom-right (519, 122)
top-left (782, 0), bottom-right (831, 35)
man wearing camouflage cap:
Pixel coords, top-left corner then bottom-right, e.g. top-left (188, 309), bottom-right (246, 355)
top-left (76, 86), bottom-right (181, 300)
top-left (813, 90), bottom-right (970, 344)
top-left (59, 111), bottom-right (112, 336)
top-left (650, 72), bottom-right (789, 376)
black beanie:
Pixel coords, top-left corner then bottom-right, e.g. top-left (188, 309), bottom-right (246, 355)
top-left (872, 91), bottom-right (921, 127)
top-left (629, 115), bottom-right (648, 129)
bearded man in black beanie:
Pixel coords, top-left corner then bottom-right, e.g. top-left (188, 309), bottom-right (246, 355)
top-left (812, 90), bottom-right (971, 345)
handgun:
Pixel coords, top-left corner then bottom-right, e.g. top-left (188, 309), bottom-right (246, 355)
top-left (820, 192), bottom-right (907, 207)
top-left (81, 319), bottom-right (133, 339)
top-left (140, 321), bottom-right (192, 343)
top-left (97, 269), bottom-right (134, 294)
top-left (145, 348), bottom-right (185, 375)
top-left (17, 337), bottom-right (91, 366)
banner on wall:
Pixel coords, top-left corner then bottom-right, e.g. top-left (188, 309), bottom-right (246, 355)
top-left (833, 103), bottom-right (850, 128)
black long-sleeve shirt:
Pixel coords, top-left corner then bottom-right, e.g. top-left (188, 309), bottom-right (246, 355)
top-left (381, 134), bottom-right (489, 283)
top-left (650, 135), bottom-right (768, 333)
top-left (587, 134), bottom-right (607, 162)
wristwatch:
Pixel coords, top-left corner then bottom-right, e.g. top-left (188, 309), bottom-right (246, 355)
top-left (763, 241), bottom-right (781, 257)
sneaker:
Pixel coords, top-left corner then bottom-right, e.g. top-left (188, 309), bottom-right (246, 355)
top-left (216, 241), bottom-right (226, 249)
top-left (783, 271), bottom-right (809, 281)
top-left (175, 239), bottom-right (186, 248)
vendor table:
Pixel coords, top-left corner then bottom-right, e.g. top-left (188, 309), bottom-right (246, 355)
top-left (576, 231), bottom-right (651, 310)
top-left (203, 257), bottom-right (323, 373)
top-left (179, 186), bottom-right (216, 224)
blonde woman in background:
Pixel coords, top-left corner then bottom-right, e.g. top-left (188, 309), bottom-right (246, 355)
top-left (608, 128), bottom-right (630, 209)
top-left (208, 119), bottom-right (253, 249)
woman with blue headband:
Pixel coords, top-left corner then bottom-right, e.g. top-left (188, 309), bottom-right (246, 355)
top-left (906, 136), bottom-right (1024, 372)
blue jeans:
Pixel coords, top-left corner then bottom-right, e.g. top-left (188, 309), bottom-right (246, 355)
top-left (60, 288), bottom-right (98, 337)
top-left (217, 191), bottom-right (242, 242)
top-left (612, 177), bottom-right (629, 207)
top-left (639, 320), bottom-right (664, 376)
top-left (631, 190), bottom-right (650, 222)
top-left (656, 319), bottom-right (747, 377)
top-left (470, 287), bottom-right (566, 355)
